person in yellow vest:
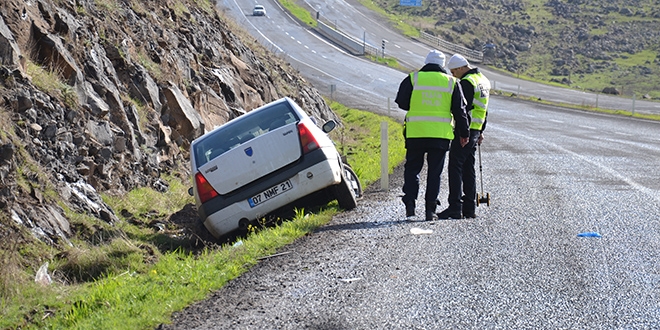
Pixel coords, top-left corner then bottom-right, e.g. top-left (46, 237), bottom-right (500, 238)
top-left (395, 50), bottom-right (470, 221)
top-left (437, 53), bottom-right (490, 219)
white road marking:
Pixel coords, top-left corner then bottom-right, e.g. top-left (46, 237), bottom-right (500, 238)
top-left (493, 126), bottom-right (660, 204)
top-left (579, 125), bottom-right (597, 130)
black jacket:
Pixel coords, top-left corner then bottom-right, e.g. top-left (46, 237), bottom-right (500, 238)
top-left (394, 64), bottom-right (469, 149)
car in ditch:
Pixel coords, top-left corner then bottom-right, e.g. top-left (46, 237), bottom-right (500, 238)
top-left (190, 97), bottom-right (361, 238)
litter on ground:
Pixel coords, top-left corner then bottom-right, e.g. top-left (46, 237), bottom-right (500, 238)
top-left (410, 227), bottom-right (433, 235)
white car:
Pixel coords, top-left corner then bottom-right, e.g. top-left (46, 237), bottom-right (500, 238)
top-left (253, 5), bottom-right (266, 16)
top-left (190, 97), bottom-right (361, 238)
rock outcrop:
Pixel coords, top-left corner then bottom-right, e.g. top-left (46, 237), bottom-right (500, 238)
top-left (0, 0), bottom-right (336, 247)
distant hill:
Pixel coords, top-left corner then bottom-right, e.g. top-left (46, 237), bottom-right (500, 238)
top-left (365, 0), bottom-right (660, 99)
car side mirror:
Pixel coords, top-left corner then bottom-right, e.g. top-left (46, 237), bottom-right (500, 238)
top-left (322, 120), bottom-right (336, 133)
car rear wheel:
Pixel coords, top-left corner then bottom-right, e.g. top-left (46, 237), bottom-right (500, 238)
top-left (334, 164), bottom-right (360, 210)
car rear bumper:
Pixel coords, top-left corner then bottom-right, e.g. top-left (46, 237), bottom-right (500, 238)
top-left (200, 147), bottom-right (341, 238)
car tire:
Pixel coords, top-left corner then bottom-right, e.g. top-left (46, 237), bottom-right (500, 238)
top-left (334, 164), bottom-right (360, 210)
top-left (343, 164), bottom-right (362, 199)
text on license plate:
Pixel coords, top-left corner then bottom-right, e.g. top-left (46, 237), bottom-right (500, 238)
top-left (248, 180), bottom-right (293, 207)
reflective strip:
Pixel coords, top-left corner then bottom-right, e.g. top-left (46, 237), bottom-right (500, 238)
top-left (473, 99), bottom-right (486, 108)
top-left (406, 116), bottom-right (452, 123)
top-left (471, 117), bottom-right (484, 125)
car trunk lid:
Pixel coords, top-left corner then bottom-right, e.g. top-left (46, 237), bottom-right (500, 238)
top-left (198, 123), bottom-right (301, 195)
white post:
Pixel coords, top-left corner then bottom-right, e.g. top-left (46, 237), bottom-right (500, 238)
top-left (388, 97), bottom-right (391, 117)
top-left (380, 121), bottom-right (389, 191)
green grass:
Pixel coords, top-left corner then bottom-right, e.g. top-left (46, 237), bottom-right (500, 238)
top-left (365, 54), bottom-right (406, 71)
top-left (1, 104), bottom-right (406, 329)
top-left (328, 100), bottom-right (406, 183)
top-left (25, 60), bottom-right (78, 108)
top-left (277, 0), bottom-right (317, 27)
top-left (353, 0), bottom-right (660, 100)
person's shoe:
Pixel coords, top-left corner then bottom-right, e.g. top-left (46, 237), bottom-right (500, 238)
top-left (403, 199), bottom-right (415, 217)
top-left (463, 212), bottom-right (477, 219)
top-left (425, 202), bottom-right (437, 221)
top-left (462, 208), bottom-right (476, 218)
top-left (436, 208), bottom-right (462, 219)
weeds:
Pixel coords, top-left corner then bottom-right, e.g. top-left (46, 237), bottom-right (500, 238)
top-left (25, 60), bottom-right (78, 108)
top-left (1, 103), bottom-right (407, 329)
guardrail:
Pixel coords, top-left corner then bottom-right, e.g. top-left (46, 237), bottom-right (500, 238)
top-left (315, 21), bottom-right (383, 57)
top-left (316, 21), bottom-right (365, 56)
top-left (419, 31), bottom-right (483, 63)
top-left (315, 22), bottom-right (484, 63)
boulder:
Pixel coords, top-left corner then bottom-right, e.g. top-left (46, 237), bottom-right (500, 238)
top-left (602, 87), bottom-right (621, 95)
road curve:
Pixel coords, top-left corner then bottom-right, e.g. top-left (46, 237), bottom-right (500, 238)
top-left (158, 2), bottom-right (660, 329)
top-left (301, 0), bottom-right (660, 115)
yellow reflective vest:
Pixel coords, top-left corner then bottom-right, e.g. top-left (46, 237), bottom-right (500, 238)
top-left (463, 72), bottom-right (490, 131)
top-left (405, 71), bottom-right (457, 140)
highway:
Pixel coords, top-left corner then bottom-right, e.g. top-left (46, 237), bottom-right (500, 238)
top-left (163, 1), bottom-right (660, 328)
top-left (292, 0), bottom-right (660, 115)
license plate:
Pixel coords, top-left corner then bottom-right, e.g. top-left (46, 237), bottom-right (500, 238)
top-left (248, 179), bottom-right (293, 207)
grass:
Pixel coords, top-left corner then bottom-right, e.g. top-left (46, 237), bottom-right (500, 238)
top-left (0, 106), bottom-right (11, 139)
top-left (355, 0), bottom-right (419, 38)
top-left (328, 100), bottom-right (406, 183)
top-left (25, 60), bottom-right (78, 108)
top-left (352, 0), bottom-right (660, 100)
top-left (0, 103), bottom-right (407, 329)
top-left (501, 91), bottom-right (660, 121)
top-left (277, 0), bottom-right (317, 27)
top-left (365, 54), bottom-right (405, 71)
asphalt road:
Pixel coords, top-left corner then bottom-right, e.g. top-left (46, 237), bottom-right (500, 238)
top-left (160, 2), bottom-right (660, 328)
top-left (240, 0), bottom-right (660, 116)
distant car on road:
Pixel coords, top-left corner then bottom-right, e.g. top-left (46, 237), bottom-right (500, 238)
top-left (190, 97), bottom-right (361, 238)
top-left (253, 5), bottom-right (266, 16)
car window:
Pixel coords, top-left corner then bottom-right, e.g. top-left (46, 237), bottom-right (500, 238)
top-left (193, 101), bottom-right (299, 167)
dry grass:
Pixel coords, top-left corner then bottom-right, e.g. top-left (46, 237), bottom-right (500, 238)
top-left (0, 106), bottom-right (11, 139)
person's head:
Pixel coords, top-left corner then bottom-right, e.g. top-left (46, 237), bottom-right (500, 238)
top-left (424, 50), bottom-right (446, 68)
top-left (446, 54), bottom-right (471, 78)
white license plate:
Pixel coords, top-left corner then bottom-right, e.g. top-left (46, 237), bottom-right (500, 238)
top-left (248, 180), bottom-right (294, 207)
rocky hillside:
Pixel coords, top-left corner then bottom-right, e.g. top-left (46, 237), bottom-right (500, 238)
top-left (372, 0), bottom-right (660, 98)
top-left (0, 0), bottom-right (335, 264)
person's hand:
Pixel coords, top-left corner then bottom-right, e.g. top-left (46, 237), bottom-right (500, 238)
top-left (477, 133), bottom-right (484, 146)
top-left (460, 137), bottom-right (469, 147)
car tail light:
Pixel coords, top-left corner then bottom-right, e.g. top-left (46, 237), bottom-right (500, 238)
top-left (195, 172), bottom-right (218, 203)
top-left (298, 122), bottom-right (320, 154)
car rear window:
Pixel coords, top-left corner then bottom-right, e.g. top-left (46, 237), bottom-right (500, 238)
top-left (193, 101), bottom-right (299, 167)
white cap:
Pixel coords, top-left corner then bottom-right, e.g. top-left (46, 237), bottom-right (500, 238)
top-left (446, 54), bottom-right (470, 70)
top-left (424, 50), bottom-right (446, 67)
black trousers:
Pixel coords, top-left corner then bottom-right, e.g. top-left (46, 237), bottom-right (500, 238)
top-left (446, 130), bottom-right (481, 213)
top-left (402, 145), bottom-right (448, 205)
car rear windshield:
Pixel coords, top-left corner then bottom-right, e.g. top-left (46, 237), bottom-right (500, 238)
top-left (193, 101), bottom-right (300, 168)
